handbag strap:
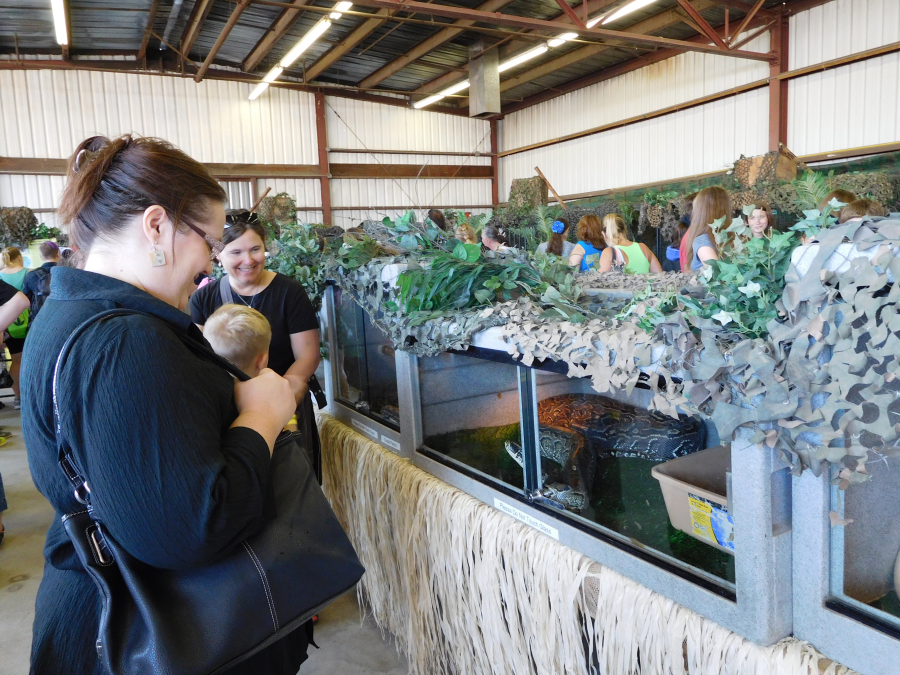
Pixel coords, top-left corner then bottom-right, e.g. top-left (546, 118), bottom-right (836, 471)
top-left (53, 307), bottom-right (250, 504)
top-left (219, 275), bottom-right (232, 307)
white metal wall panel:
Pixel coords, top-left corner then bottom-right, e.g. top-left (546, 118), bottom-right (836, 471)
top-left (787, 53), bottom-right (900, 156)
top-left (331, 178), bottom-right (492, 209)
top-left (790, 0), bottom-right (900, 69)
top-left (220, 181), bottom-right (254, 210)
top-left (0, 174), bottom-right (65, 210)
top-left (329, 152), bottom-right (491, 166)
top-left (499, 89), bottom-right (768, 201)
top-left (0, 70), bottom-right (318, 164)
top-left (500, 31), bottom-right (770, 151)
top-left (256, 179), bottom-right (322, 210)
top-left (324, 96), bottom-right (491, 158)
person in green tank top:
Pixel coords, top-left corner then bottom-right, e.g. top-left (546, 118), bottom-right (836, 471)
top-left (596, 214), bottom-right (662, 274)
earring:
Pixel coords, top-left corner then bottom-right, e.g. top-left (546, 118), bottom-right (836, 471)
top-left (149, 244), bottom-right (167, 267)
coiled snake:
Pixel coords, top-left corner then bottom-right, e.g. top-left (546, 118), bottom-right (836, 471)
top-left (505, 394), bottom-right (707, 512)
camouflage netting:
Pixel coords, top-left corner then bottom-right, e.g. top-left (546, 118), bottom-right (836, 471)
top-left (335, 215), bottom-right (900, 488)
top-left (827, 172), bottom-right (900, 211)
top-left (0, 207), bottom-right (37, 247)
top-left (579, 269), bottom-right (696, 293)
top-left (508, 177), bottom-right (548, 210)
top-left (257, 192), bottom-right (298, 239)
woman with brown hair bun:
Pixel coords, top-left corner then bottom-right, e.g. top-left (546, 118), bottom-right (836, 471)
top-left (21, 136), bottom-right (309, 675)
top-left (684, 186), bottom-right (731, 271)
top-left (838, 199), bottom-right (886, 223)
top-left (569, 215), bottom-right (606, 271)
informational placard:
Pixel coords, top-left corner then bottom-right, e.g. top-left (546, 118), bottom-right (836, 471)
top-left (351, 418), bottom-right (378, 440)
top-left (493, 498), bottom-right (559, 540)
top-left (380, 434), bottom-right (401, 452)
top-left (689, 493), bottom-right (735, 551)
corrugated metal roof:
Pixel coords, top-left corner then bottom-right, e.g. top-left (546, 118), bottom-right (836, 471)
top-left (0, 0), bottom-right (784, 111)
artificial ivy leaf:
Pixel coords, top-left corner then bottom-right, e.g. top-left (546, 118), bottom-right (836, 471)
top-left (452, 242), bottom-right (468, 261)
top-left (473, 289), bottom-right (493, 304)
top-left (463, 243), bottom-right (481, 263)
top-left (400, 234), bottom-right (419, 250)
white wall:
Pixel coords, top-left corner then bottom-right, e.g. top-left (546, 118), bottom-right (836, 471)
top-left (498, 31), bottom-right (771, 200)
top-left (0, 70), bottom-right (492, 228)
top-left (787, 0), bottom-right (900, 156)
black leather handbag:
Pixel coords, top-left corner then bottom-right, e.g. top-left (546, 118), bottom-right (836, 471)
top-left (54, 309), bottom-right (364, 675)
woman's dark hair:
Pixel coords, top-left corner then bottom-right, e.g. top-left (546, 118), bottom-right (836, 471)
top-left (482, 225), bottom-right (506, 245)
top-left (58, 135), bottom-right (226, 252)
top-left (838, 199), bottom-right (886, 223)
top-left (819, 189), bottom-right (856, 213)
top-left (546, 215), bottom-right (570, 256)
top-left (223, 210), bottom-right (267, 247)
top-left (428, 209), bottom-right (448, 231)
top-left (670, 221), bottom-right (688, 249)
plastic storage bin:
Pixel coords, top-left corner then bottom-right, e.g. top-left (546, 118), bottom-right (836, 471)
top-left (652, 446), bottom-right (734, 554)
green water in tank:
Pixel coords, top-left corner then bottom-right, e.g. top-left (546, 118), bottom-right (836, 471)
top-left (426, 424), bottom-right (735, 584)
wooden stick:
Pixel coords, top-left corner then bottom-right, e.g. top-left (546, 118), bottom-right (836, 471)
top-left (534, 167), bottom-right (567, 210)
top-left (250, 187), bottom-right (272, 213)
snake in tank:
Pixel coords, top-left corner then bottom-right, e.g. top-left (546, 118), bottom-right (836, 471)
top-left (505, 394), bottom-right (707, 512)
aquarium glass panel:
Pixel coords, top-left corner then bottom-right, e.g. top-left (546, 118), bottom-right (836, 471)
top-left (418, 352), bottom-right (524, 491)
top-left (532, 370), bottom-right (735, 584)
top-left (334, 287), bottom-right (400, 429)
top-left (829, 455), bottom-right (900, 628)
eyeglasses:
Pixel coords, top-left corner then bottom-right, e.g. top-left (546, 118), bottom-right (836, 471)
top-left (183, 221), bottom-right (226, 260)
top-left (225, 210), bottom-right (260, 227)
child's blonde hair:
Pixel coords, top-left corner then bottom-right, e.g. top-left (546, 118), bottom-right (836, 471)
top-left (204, 304), bottom-right (272, 373)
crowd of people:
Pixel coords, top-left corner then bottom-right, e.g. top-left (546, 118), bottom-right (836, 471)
top-left (522, 184), bottom-right (888, 275)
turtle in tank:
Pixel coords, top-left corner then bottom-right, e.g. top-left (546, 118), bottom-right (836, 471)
top-left (505, 394), bottom-right (707, 512)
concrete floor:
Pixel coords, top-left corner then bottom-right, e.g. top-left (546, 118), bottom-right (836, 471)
top-left (0, 391), bottom-right (408, 675)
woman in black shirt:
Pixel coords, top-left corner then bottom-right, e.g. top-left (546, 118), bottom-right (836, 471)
top-left (190, 217), bottom-right (322, 469)
top-left (21, 135), bottom-right (307, 675)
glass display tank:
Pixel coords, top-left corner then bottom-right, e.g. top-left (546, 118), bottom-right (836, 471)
top-left (418, 350), bottom-right (524, 491)
top-left (333, 286), bottom-right (401, 429)
top-left (830, 454), bottom-right (900, 626)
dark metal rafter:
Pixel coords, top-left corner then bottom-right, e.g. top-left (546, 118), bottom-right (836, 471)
top-left (180, 0), bottom-right (216, 56)
top-left (138, 0), bottom-right (163, 61)
top-left (243, 0), bottom-right (310, 72)
top-left (195, 0), bottom-right (251, 82)
top-left (674, 0), bottom-right (728, 49)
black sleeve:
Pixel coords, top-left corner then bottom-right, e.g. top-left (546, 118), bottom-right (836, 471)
top-left (189, 280), bottom-right (221, 325)
top-left (0, 278), bottom-right (19, 305)
top-left (64, 318), bottom-right (272, 570)
top-left (279, 275), bottom-right (319, 334)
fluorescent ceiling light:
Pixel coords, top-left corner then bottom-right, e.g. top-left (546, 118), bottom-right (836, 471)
top-left (335, 1), bottom-right (352, 10)
top-left (263, 66), bottom-right (283, 83)
top-left (280, 19), bottom-right (332, 68)
top-left (249, 82), bottom-right (269, 101)
top-left (548, 32), bottom-right (578, 48)
top-left (586, 16), bottom-right (602, 28)
top-left (50, 0), bottom-right (68, 45)
top-left (442, 79), bottom-right (471, 96)
top-left (498, 45), bottom-right (548, 73)
top-left (330, 12), bottom-right (342, 19)
top-left (602, 0), bottom-right (658, 25)
top-left (414, 94), bottom-right (445, 109)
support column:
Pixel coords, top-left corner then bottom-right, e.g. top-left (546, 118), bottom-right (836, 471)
top-left (490, 119), bottom-right (499, 207)
top-left (768, 10), bottom-right (789, 151)
top-left (314, 92), bottom-right (333, 226)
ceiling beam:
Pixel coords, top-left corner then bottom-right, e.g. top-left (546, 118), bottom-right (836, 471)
top-left (306, 9), bottom-right (392, 81)
top-left (712, 0), bottom-right (775, 20)
top-left (674, 0), bottom-right (729, 49)
top-left (346, 0), bottom-right (770, 63)
top-left (728, 0), bottom-right (766, 47)
top-left (358, 0), bottom-right (517, 89)
top-left (550, 0), bottom-right (587, 30)
top-left (138, 0), bottom-right (163, 61)
top-left (494, 0), bottom-right (716, 96)
top-left (242, 0), bottom-right (310, 72)
top-left (180, 0), bottom-right (216, 57)
top-left (195, 0), bottom-right (251, 82)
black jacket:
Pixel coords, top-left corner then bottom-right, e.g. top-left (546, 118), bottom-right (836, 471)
top-left (22, 267), bottom-right (309, 675)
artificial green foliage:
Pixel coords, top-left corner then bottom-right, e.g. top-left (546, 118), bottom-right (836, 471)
top-left (30, 222), bottom-right (61, 241)
top-left (0, 207), bottom-right (37, 246)
top-left (395, 252), bottom-right (543, 323)
top-left (793, 170), bottom-right (833, 212)
top-left (383, 211), bottom-right (444, 250)
top-left (330, 233), bottom-right (381, 270)
top-left (789, 198), bottom-right (846, 239)
top-left (268, 221), bottom-right (327, 309)
top-left (623, 210), bottom-right (797, 339)
top-left (642, 189), bottom-right (680, 208)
